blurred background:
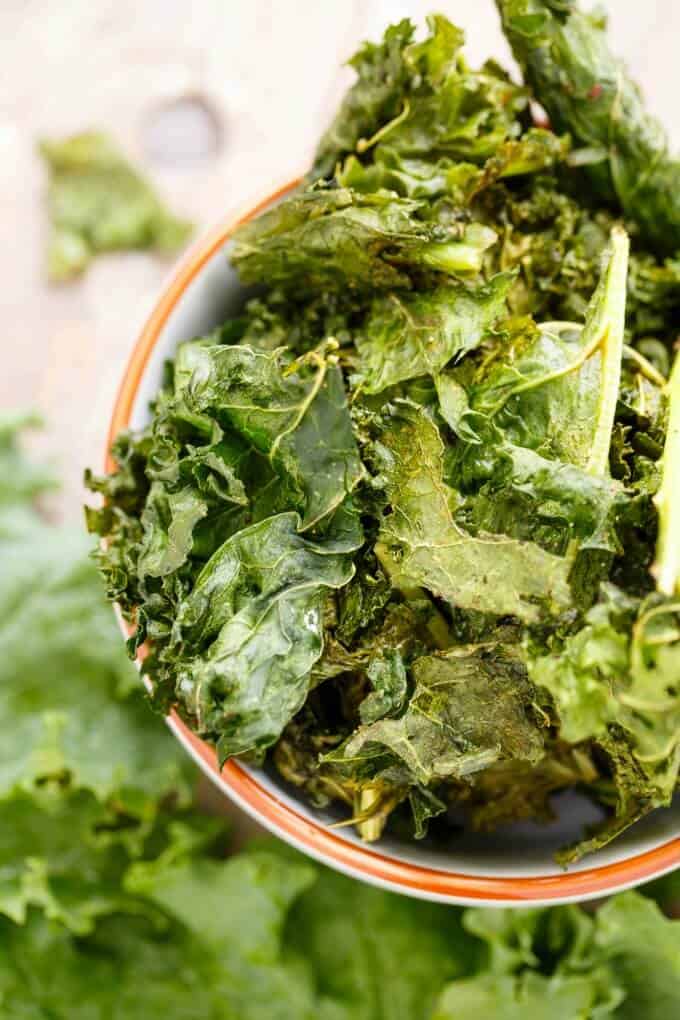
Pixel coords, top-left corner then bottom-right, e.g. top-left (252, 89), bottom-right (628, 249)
top-left (2, 0), bottom-right (679, 517)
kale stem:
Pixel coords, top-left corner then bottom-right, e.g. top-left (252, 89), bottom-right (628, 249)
top-left (585, 226), bottom-right (629, 476)
top-left (356, 99), bottom-right (411, 154)
top-left (623, 344), bottom-right (667, 388)
top-left (652, 353), bottom-right (680, 595)
top-left (355, 786), bottom-right (388, 841)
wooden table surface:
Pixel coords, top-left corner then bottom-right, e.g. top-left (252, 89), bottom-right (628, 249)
top-left (3, 0), bottom-right (680, 518)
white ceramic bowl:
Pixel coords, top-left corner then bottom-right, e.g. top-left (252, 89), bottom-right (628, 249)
top-left (108, 179), bottom-right (680, 906)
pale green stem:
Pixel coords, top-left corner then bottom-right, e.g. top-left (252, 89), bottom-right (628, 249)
top-left (356, 99), bottom-right (411, 154)
top-left (585, 226), bottom-right (629, 476)
top-left (652, 353), bottom-right (680, 596)
top-left (623, 344), bottom-right (667, 388)
top-left (487, 229), bottom-right (629, 425)
top-left (420, 224), bottom-right (498, 276)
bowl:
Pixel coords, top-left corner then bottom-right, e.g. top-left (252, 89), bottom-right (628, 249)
top-left (107, 178), bottom-right (680, 906)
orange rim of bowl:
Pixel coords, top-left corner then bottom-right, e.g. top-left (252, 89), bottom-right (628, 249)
top-left (107, 179), bottom-right (680, 903)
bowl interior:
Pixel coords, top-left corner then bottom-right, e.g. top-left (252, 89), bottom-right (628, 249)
top-left (125, 217), bottom-right (680, 895)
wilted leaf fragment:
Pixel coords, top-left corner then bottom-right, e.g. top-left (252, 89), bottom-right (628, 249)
top-left (356, 272), bottom-right (514, 393)
top-left (231, 186), bottom-right (497, 292)
top-left (337, 645), bottom-right (545, 786)
top-left (168, 513), bottom-right (357, 759)
top-left (40, 130), bottom-right (192, 280)
top-left (375, 401), bottom-right (572, 620)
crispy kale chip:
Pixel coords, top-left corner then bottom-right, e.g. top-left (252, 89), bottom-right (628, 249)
top-left (371, 400), bottom-right (572, 621)
top-left (90, 12), bottom-right (680, 857)
top-left (231, 185), bottom-right (498, 291)
top-left (496, 0), bottom-right (680, 253)
top-left (40, 130), bottom-right (192, 280)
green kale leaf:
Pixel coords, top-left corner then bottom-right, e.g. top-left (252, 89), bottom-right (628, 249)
top-left (329, 644), bottom-right (545, 795)
top-left (496, 0), bottom-right (680, 253)
top-left (231, 185), bottom-right (497, 291)
top-left (158, 513), bottom-right (357, 760)
top-left (89, 10), bottom-right (680, 859)
top-left (186, 342), bottom-right (364, 529)
top-left (355, 271), bottom-right (514, 393)
top-left (1, 424), bottom-right (187, 811)
top-left (39, 130), bottom-right (192, 280)
top-left (372, 400), bottom-right (572, 621)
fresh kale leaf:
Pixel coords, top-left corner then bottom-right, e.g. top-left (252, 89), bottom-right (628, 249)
top-left (8, 412), bottom-right (680, 1018)
top-left (1, 429), bottom-right (187, 812)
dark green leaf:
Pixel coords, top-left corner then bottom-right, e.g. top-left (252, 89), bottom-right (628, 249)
top-left (497, 0), bottom-right (680, 253)
top-left (356, 272), bottom-right (514, 394)
top-left (162, 513), bottom-right (357, 758)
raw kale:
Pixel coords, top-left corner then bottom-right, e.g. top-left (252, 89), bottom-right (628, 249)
top-left (40, 131), bottom-right (192, 280)
top-left (89, 12), bottom-right (680, 859)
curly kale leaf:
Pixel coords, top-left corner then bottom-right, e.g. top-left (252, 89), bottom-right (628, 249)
top-left (311, 18), bottom-right (418, 181)
top-left (497, 0), bottom-right (680, 254)
top-left (186, 342), bottom-right (364, 530)
top-left (444, 228), bottom-right (631, 600)
top-left (336, 130), bottom-right (567, 203)
top-left (231, 185), bottom-right (497, 291)
top-left (529, 586), bottom-right (680, 859)
top-left (313, 14), bottom-right (533, 182)
top-left (1, 424), bottom-right (187, 812)
top-left (330, 644), bottom-right (545, 790)
top-left (454, 227), bottom-right (628, 470)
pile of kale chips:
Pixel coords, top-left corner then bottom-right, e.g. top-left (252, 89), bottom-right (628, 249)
top-left (89, 2), bottom-right (680, 861)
